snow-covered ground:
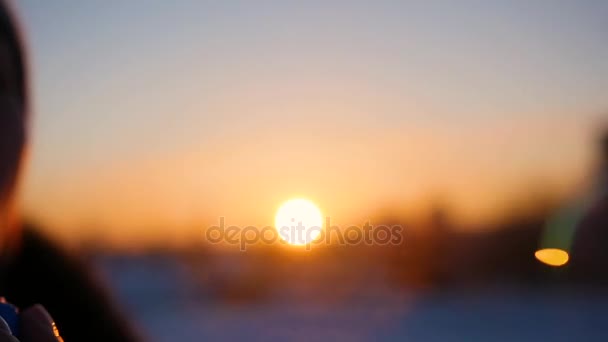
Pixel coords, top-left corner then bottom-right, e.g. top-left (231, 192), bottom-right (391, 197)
top-left (96, 255), bottom-right (608, 341)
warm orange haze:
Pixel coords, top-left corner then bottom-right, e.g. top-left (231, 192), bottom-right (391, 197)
top-left (12, 2), bottom-right (607, 249)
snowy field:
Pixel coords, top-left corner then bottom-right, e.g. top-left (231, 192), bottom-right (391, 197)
top-left (97, 255), bottom-right (608, 341)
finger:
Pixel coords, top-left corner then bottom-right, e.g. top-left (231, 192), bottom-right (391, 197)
top-left (19, 305), bottom-right (63, 342)
top-left (0, 301), bottom-right (19, 336)
top-left (0, 317), bottom-right (18, 342)
top-left (0, 317), bottom-right (10, 334)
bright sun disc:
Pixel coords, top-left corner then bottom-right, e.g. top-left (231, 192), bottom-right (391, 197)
top-left (275, 199), bottom-right (323, 245)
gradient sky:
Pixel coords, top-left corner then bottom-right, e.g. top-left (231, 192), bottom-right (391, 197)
top-left (13, 0), bottom-right (608, 244)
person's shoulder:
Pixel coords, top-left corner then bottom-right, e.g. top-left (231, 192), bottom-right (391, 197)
top-left (11, 227), bottom-right (71, 269)
top-left (4, 225), bottom-right (141, 342)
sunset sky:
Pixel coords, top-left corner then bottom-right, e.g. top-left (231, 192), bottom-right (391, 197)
top-left (14, 1), bottom-right (608, 244)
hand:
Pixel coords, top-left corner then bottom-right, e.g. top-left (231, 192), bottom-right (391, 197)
top-left (0, 305), bottom-right (63, 342)
top-left (0, 317), bottom-right (18, 342)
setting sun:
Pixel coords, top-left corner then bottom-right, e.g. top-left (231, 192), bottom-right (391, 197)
top-left (274, 199), bottom-right (324, 246)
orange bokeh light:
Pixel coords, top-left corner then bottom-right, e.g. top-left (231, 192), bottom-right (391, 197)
top-left (535, 248), bottom-right (569, 267)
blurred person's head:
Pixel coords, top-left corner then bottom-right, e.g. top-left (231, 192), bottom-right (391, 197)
top-left (0, 1), bottom-right (27, 252)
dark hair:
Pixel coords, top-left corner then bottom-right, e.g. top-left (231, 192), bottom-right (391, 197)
top-left (0, 0), bottom-right (27, 202)
top-left (0, 0), bottom-right (26, 105)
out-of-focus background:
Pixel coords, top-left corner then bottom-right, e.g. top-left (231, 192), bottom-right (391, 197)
top-left (14, 0), bottom-right (608, 340)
